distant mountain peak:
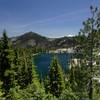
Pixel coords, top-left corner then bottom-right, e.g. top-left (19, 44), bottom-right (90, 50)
top-left (11, 31), bottom-right (76, 48)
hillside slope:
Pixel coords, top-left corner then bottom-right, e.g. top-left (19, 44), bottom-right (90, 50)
top-left (11, 32), bottom-right (77, 48)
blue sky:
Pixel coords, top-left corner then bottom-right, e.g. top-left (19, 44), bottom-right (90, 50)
top-left (0, 0), bottom-right (100, 37)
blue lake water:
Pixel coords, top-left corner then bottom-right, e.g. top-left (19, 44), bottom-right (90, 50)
top-left (33, 53), bottom-right (72, 78)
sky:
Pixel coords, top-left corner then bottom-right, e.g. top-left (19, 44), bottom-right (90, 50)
top-left (0, 0), bottom-right (100, 38)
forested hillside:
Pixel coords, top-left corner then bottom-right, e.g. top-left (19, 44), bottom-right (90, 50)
top-left (10, 32), bottom-right (77, 49)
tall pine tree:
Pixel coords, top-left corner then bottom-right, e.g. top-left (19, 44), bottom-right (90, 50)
top-left (45, 57), bottom-right (65, 97)
top-left (0, 30), bottom-right (13, 95)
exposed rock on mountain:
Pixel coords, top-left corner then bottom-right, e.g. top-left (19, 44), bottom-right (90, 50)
top-left (11, 31), bottom-right (77, 48)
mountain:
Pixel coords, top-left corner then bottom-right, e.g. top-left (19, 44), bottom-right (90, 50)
top-left (12, 32), bottom-right (50, 48)
top-left (51, 36), bottom-right (76, 48)
top-left (11, 31), bottom-right (77, 48)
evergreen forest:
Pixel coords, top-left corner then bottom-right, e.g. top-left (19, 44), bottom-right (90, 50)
top-left (0, 6), bottom-right (100, 100)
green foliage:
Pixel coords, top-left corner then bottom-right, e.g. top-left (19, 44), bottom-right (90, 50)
top-left (45, 57), bottom-right (65, 97)
top-left (7, 86), bottom-right (24, 100)
top-left (59, 88), bottom-right (78, 100)
top-left (75, 6), bottom-right (100, 100)
top-left (13, 48), bottom-right (33, 88)
top-left (44, 93), bottom-right (57, 100)
top-left (93, 82), bottom-right (100, 100)
top-left (0, 31), bottom-right (46, 99)
top-left (69, 65), bottom-right (90, 99)
top-left (0, 81), bottom-right (5, 100)
top-left (0, 30), bottom-right (15, 95)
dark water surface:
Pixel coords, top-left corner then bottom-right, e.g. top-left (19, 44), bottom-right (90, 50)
top-left (33, 53), bottom-right (72, 78)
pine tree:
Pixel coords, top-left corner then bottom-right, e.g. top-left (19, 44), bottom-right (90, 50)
top-left (16, 48), bottom-right (33, 88)
top-left (78, 6), bottom-right (100, 100)
top-left (10, 48), bottom-right (46, 99)
top-left (46, 57), bottom-right (65, 97)
top-left (15, 64), bottom-right (46, 100)
top-left (0, 30), bottom-right (14, 95)
top-left (0, 30), bottom-right (9, 79)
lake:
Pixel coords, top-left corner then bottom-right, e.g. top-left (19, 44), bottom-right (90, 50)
top-left (33, 53), bottom-right (72, 78)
